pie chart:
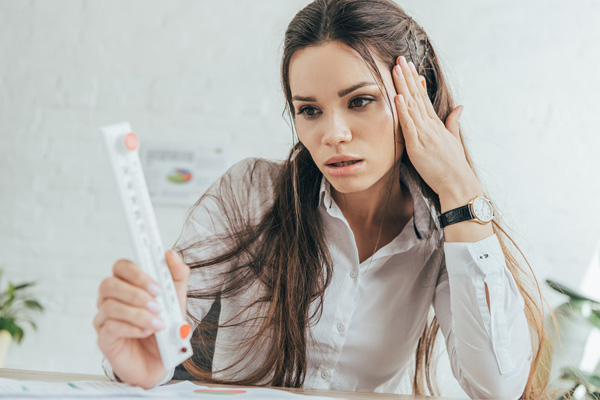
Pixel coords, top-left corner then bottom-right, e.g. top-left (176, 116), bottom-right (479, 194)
top-left (167, 168), bottom-right (193, 183)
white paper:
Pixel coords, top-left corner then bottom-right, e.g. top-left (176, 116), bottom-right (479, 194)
top-left (0, 378), bottom-right (158, 397)
top-left (139, 140), bottom-right (231, 207)
top-left (0, 379), bottom-right (339, 399)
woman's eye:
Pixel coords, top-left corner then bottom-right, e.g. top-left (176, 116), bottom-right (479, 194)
top-left (298, 106), bottom-right (320, 118)
top-left (349, 97), bottom-right (373, 109)
top-left (296, 97), bottom-right (373, 119)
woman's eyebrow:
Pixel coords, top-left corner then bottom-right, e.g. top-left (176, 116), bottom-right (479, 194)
top-left (337, 81), bottom-right (376, 97)
top-left (291, 81), bottom-right (377, 102)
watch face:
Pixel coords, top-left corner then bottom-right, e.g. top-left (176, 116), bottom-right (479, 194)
top-left (472, 197), bottom-right (494, 222)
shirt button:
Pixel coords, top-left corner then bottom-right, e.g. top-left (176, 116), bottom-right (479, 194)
top-left (337, 323), bottom-right (345, 332)
top-left (350, 270), bottom-right (358, 278)
top-left (321, 370), bottom-right (330, 379)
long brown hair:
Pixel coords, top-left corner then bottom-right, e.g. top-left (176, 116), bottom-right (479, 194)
top-left (176, 0), bottom-right (552, 397)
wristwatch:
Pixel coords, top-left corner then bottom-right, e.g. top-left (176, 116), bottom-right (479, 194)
top-left (439, 196), bottom-right (495, 228)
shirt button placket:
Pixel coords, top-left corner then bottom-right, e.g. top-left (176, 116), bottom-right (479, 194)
top-left (321, 370), bottom-right (330, 380)
top-left (350, 270), bottom-right (358, 278)
top-left (337, 323), bottom-right (345, 332)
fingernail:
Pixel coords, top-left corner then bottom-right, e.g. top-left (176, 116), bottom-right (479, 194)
top-left (148, 283), bottom-right (162, 296)
top-left (146, 300), bottom-right (161, 314)
top-left (457, 106), bottom-right (464, 118)
top-left (396, 94), bottom-right (405, 105)
top-left (408, 61), bottom-right (417, 72)
top-left (142, 328), bottom-right (152, 336)
top-left (151, 318), bottom-right (166, 330)
top-left (399, 56), bottom-right (408, 67)
top-left (420, 77), bottom-right (426, 89)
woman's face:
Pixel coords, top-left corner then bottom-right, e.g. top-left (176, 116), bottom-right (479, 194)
top-left (289, 40), bottom-right (403, 195)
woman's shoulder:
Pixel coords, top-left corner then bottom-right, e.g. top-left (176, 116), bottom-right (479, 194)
top-left (185, 158), bottom-right (283, 235)
top-left (209, 157), bottom-right (283, 208)
top-left (220, 157), bottom-right (282, 193)
top-left (224, 157), bottom-right (283, 183)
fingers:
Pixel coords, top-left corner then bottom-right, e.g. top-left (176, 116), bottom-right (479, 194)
top-left (395, 94), bottom-right (420, 149)
top-left (95, 259), bottom-right (166, 341)
top-left (393, 65), bottom-right (423, 122)
top-left (96, 319), bottom-right (154, 340)
top-left (165, 250), bottom-right (190, 286)
top-left (395, 56), bottom-right (439, 122)
top-left (416, 74), bottom-right (439, 120)
top-left (94, 298), bottom-right (163, 332)
top-left (98, 259), bottom-right (161, 310)
top-left (97, 276), bottom-right (158, 310)
top-left (393, 56), bottom-right (428, 121)
top-left (165, 250), bottom-right (190, 316)
top-left (95, 254), bottom-right (189, 344)
top-left (112, 259), bottom-right (162, 294)
top-left (445, 106), bottom-right (464, 140)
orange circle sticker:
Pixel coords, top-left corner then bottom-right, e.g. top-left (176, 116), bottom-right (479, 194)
top-left (124, 133), bottom-right (138, 150)
top-left (180, 324), bottom-right (191, 339)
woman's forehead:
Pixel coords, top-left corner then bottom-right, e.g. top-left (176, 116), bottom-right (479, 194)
top-left (289, 41), bottom-right (390, 98)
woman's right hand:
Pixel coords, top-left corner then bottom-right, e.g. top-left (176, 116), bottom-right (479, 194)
top-left (93, 250), bottom-right (190, 389)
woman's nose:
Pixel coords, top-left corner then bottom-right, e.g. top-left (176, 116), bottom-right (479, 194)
top-left (321, 112), bottom-right (352, 146)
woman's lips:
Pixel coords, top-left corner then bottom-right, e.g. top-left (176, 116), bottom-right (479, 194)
top-left (325, 160), bottom-right (364, 177)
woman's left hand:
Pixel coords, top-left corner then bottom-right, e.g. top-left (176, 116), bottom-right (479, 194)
top-left (392, 56), bottom-right (482, 203)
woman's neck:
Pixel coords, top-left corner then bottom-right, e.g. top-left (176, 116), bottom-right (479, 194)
top-left (331, 172), bottom-right (413, 230)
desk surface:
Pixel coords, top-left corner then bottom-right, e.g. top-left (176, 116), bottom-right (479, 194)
top-left (0, 368), bottom-right (462, 399)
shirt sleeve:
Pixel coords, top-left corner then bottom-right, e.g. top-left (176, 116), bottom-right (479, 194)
top-left (433, 233), bottom-right (532, 399)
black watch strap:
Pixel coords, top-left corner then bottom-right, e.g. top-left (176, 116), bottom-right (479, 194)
top-left (439, 205), bottom-right (473, 228)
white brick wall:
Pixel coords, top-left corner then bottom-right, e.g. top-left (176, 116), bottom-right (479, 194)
top-left (1, 0), bottom-right (599, 397)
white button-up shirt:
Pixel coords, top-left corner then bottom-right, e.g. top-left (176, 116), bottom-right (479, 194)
top-left (103, 158), bottom-right (532, 399)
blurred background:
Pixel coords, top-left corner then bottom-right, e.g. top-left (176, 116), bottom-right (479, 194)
top-left (1, 0), bottom-right (599, 398)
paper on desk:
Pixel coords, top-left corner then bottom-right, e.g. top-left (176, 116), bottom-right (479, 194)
top-left (0, 378), bottom-right (178, 397)
top-left (153, 381), bottom-right (335, 399)
top-left (0, 379), bottom-right (338, 399)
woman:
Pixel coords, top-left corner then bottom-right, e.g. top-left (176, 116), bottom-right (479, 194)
top-left (94, 0), bottom-right (550, 398)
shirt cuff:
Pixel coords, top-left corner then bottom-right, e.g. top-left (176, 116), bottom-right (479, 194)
top-left (101, 357), bottom-right (175, 387)
top-left (443, 233), bottom-right (505, 276)
top-left (101, 357), bottom-right (120, 382)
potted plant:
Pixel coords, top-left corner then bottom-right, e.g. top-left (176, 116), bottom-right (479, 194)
top-left (0, 268), bottom-right (44, 367)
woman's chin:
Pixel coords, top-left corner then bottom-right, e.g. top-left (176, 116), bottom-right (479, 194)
top-left (327, 177), bottom-right (372, 195)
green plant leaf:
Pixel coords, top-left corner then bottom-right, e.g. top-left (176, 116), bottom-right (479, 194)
top-left (2, 293), bottom-right (16, 310)
top-left (0, 317), bottom-right (19, 339)
top-left (0, 272), bottom-right (45, 345)
top-left (7, 283), bottom-right (15, 297)
top-left (24, 299), bottom-right (43, 311)
top-left (13, 325), bottom-right (24, 344)
top-left (13, 282), bottom-right (35, 291)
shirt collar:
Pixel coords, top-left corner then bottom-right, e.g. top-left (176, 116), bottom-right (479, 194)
top-left (318, 163), bottom-right (440, 241)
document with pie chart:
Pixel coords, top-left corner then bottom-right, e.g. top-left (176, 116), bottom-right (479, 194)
top-left (139, 140), bottom-right (231, 207)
